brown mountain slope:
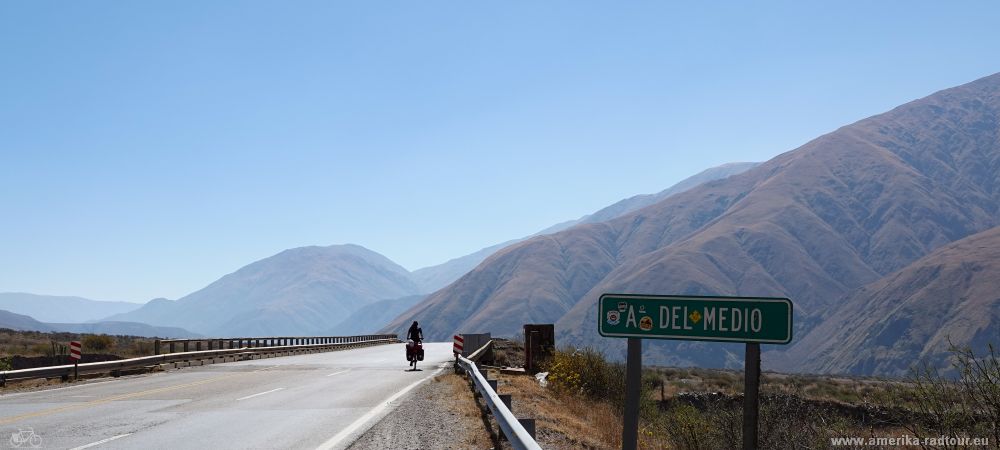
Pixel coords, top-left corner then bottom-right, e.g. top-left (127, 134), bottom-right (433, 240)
top-left (386, 73), bottom-right (1000, 373)
top-left (559, 73), bottom-right (1000, 367)
top-left (778, 226), bottom-right (1000, 376)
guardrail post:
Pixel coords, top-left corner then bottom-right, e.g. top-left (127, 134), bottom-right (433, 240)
top-left (518, 418), bottom-right (536, 439)
top-left (488, 379), bottom-right (498, 392)
top-left (154, 340), bottom-right (161, 355)
top-left (183, 341), bottom-right (189, 352)
top-left (196, 341), bottom-right (202, 351)
top-left (169, 342), bottom-right (175, 353)
top-left (499, 394), bottom-right (512, 410)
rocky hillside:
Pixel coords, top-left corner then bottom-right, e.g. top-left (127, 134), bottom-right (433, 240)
top-left (385, 72), bottom-right (1000, 374)
top-left (779, 226), bottom-right (1000, 376)
top-left (409, 162), bottom-right (759, 294)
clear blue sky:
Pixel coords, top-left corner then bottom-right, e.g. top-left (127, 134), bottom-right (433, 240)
top-left (2, 2), bottom-right (998, 302)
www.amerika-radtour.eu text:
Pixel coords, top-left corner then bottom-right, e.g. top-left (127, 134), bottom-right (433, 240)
top-left (831, 435), bottom-right (990, 447)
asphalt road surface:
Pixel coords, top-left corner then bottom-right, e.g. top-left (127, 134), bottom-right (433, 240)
top-left (0, 342), bottom-right (453, 450)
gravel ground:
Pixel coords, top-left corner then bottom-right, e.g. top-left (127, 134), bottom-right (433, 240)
top-left (347, 370), bottom-right (492, 450)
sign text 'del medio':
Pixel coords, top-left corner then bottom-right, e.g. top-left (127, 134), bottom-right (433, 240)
top-left (598, 294), bottom-right (792, 344)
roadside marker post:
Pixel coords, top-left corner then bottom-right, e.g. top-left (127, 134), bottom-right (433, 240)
top-left (453, 334), bottom-right (464, 355)
top-left (69, 340), bottom-right (82, 381)
top-left (598, 294), bottom-right (793, 450)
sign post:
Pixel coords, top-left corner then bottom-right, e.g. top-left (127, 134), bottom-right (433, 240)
top-left (742, 343), bottom-right (760, 450)
top-left (598, 294), bottom-right (792, 450)
top-left (622, 338), bottom-right (642, 450)
top-left (69, 340), bottom-right (82, 381)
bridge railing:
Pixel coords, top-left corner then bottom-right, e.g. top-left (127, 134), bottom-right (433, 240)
top-left (1, 334), bottom-right (398, 387)
top-left (155, 335), bottom-right (394, 354)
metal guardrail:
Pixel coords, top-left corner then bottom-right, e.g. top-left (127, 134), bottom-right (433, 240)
top-left (1, 335), bottom-right (397, 387)
top-left (154, 335), bottom-right (392, 354)
top-left (457, 340), bottom-right (542, 450)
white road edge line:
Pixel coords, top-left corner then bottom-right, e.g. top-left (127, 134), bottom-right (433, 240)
top-left (325, 370), bottom-right (350, 377)
top-left (316, 365), bottom-right (445, 450)
top-left (236, 387), bottom-right (285, 401)
top-left (69, 433), bottom-right (132, 450)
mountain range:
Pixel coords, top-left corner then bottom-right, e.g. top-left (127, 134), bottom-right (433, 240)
top-left (0, 293), bottom-right (141, 323)
top-left (9, 72), bottom-right (999, 377)
top-left (383, 72), bottom-right (1000, 375)
top-left (0, 309), bottom-right (198, 338)
top-left (780, 225), bottom-right (1000, 376)
top-left (108, 244), bottom-right (423, 336)
top-left (82, 162), bottom-right (756, 337)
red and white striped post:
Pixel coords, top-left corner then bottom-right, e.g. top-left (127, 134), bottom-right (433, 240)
top-left (453, 334), bottom-right (464, 356)
top-left (69, 340), bottom-right (82, 380)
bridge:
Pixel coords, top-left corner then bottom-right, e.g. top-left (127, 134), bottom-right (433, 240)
top-left (0, 338), bottom-right (522, 449)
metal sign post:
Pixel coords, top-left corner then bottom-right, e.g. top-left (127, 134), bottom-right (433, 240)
top-left (622, 338), bottom-right (642, 450)
top-left (598, 294), bottom-right (792, 450)
top-left (69, 340), bottom-right (82, 381)
top-left (742, 343), bottom-right (761, 450)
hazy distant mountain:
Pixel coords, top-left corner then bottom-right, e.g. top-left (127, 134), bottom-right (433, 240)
top-left (48, 321), bottom-right (200, 338)
top-left (410, 162), bottom-right (759, 294)
top-left (537, 162), bottom-right (761, 234)
top-left (385, 72), bottom-right (1000, 374)
top-left (110, 244), bottom-right (421, 336)
top-left (98, 163), bottom-right (756, 337)
top-left (0, 309), bottom-right (196, 338)
top-left (329, 294), bottom-right (426, 335)
top-left (0, 309), bottom-right (54, 332)
top-left (411, 240), bottom-right (521, 294)
top-left (0, 293), bottom-right (141, 323)
top-left (779, 226), bottom-right (1000, 376)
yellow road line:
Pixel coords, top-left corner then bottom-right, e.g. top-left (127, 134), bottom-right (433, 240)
top-left (0, 365), bottom-right (278, 426)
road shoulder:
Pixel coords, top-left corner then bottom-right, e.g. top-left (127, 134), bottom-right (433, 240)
top-left (347, 371), bottom-right (491, 450)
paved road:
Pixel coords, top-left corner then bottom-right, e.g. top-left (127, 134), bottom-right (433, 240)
top-left (0, 342), bottom-right (453, 450)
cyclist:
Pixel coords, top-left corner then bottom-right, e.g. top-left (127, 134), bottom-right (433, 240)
top-left (407, 321), bottom-right (423, 343)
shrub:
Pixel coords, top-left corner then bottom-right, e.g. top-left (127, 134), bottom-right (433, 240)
top-left (133, 340), bottom-right (154, 356)
top-left (82, 334), bottom-right (115, 352)
top-left (880, 342), bottom-right (1000, 447)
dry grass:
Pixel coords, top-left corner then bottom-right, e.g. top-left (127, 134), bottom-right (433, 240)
top-left (652, 366), bottom-right (897, 405)
top-left (493, 371), bottom-right (624, 449)
top-left (435, 373), bottom-right (494, 449)
top-left (0, 328), bottom-right (157, 360)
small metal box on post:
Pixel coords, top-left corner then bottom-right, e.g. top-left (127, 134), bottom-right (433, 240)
top-left (523, 324), bottom-right (554, 374)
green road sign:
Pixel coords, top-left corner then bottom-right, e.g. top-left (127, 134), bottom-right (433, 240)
top-left (598, 294), bottom-right (793, 344)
